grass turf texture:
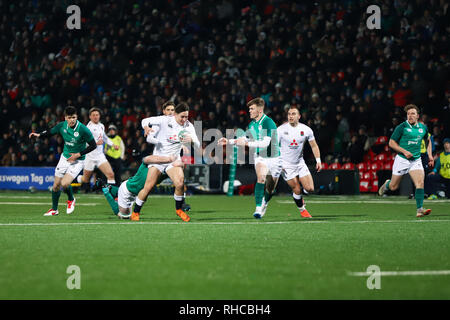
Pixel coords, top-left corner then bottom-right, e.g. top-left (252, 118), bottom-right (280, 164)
top-left (0, 191), bottom-right (449, 300)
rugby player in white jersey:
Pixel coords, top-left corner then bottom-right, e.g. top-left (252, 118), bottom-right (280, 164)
top-left (145, 100), bottom-right (192, 212)
top-left (131, 102), bottom-right (200, 221)
top-left (262, 105), bottom-right (322, 218)
top-left (80, 107), bottom-right (119, 192)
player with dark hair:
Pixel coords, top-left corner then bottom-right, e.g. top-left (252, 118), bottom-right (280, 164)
top-left (131, 102), bottom-right (200, 221)
top-left (378, 104), bottom-right (434, 217)
top-left (29, 106), bottom-right (96, 216)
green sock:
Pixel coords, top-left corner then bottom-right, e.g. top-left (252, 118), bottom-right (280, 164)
top-left (65, 185), bottom-right (74, 201)
top-left (264, 190), bottom-right (273, 203)
top-left (52, 189), bottom-right (61, 210)
top-left (415, 188), bottom-right (424, 209)
top-left (102, 188), bottom-right (119, 215)
top-left (109, 185), bottom-right (119, 198)
top-left (255, 183), bottom-right (265, 206)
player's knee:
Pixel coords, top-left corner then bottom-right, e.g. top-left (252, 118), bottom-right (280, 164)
top-left (304, 185), bottom-right (314, 193)
top-left (173, 179), bottom-right (184, 189)
top-left (61, 181), bottom-right (70, 189)
top-left (292, 186), bottom-right (301, 194)
top-left (415, 181), bottom-right (424, 189)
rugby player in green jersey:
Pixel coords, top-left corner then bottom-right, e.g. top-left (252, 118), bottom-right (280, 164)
top-left (100, 154), bottom-right (182, 219)
top-left (219, 97), bottom-right (281, 218)
top-left (29, 106), bottom-right (97, 216)
top-left (378, 104), bottom-right (434, 217)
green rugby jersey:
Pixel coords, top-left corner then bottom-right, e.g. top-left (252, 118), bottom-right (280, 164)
top-left (126, 163), bottom-right (148, 195)
top-left (247, 114), bottom-right (280, 158)
top-left (50, 120), bottom-right (94, 160)
top-left (390, 121), bottom-right (428, 160)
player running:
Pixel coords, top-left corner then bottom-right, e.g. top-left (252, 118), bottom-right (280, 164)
top-left (378, 104), bottom-right (434, 217)
top-left (219, 97), bottom-right (281, 219)
top-left (146, 100), bottom-right (191, 212)
top-left (80, 107), bottom-right (119, 192)
top-left (29, 106), bottom-right (96, 216)
top-left (101, 154), bottom-right (182, 219)
top-left (260, 105), bottom-right (322, 218)
top-left (131, 102), bottom-right (200, 222)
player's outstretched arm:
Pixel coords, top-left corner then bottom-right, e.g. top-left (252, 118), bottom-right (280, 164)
top-left (143, 154), bottom-right (177, 165)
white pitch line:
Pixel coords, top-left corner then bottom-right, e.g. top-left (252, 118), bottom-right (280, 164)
top-left (277, 200), bottom-right (450, 204)
top-left (0, 202), bottom-right (98, 206)
top-left (348, 270), bottom-right (450, 276)
top-left (0, 219), bottom-right (450, 227)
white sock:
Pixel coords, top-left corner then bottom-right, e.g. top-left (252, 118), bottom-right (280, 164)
top-left (135, 197), bottom-right (145, 206)
top-left (255, 206), bottom-right (262, 213)
top-left (107, 179), bottom-right (116, 184)
top-left (174, 194), bottom-right (184, 201)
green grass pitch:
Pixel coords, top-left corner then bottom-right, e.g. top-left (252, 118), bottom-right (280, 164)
top-left (0, 190), bottom-right (449, 300)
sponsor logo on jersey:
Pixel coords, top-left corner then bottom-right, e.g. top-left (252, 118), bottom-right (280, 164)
top-left (167, 135), bottom-right (179, 143)
top-left (289, 139), bottom-right (299, 148)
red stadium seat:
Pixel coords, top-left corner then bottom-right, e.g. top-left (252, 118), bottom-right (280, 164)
top-left (321, 163), bottom-right (329, 170)
top-left (383, 161), bottom-right (393, 171)
top-left (384, 144), bottom-right (390, 152)
top-left (375, 153), bottom-right (388, 162)
top-left (329, 162), bottom-right (342, 170)
top-left (359, 171), bottom-right (364, 179)
top-left (370, 161), bottom-right (383, 171)
top-left (370, 170), bottom-right (378, 180)
top-left (370, 180), bottom-right (379, 193)
top-left (356, 162), bottom-right (366, 171)
top-left (363, 171), bottom-right (372, 181)
top-left (375, 136), bottom-right (388, 145)
top-left (342, 162), bottom-right (355, 170)
top-left (359, 180), bottom-right (370, 193)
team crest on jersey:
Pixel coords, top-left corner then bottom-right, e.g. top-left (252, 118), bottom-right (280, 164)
top-left (419, 129), bottom-right (423, 133)
top-left (300, 131), bottom-right (304, 136)
top-left (74, 132), bottom-right (79, 137)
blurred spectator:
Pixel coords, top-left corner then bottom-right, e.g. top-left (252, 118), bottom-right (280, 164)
top-left (0, 0), bottom-right (447, 167)
top-left (104, 125), bottom-right (125, 184)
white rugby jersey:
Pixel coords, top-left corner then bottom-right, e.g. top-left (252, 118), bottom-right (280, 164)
top-left (277, 122), bottom-right (315, 164)
top-left (86, 121), bottom-right (114, 158)
top-left (141, 115), bottom-right (200, 156)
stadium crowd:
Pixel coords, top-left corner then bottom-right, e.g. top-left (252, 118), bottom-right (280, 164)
top-left (0, 0), bottom-right (449, 170)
